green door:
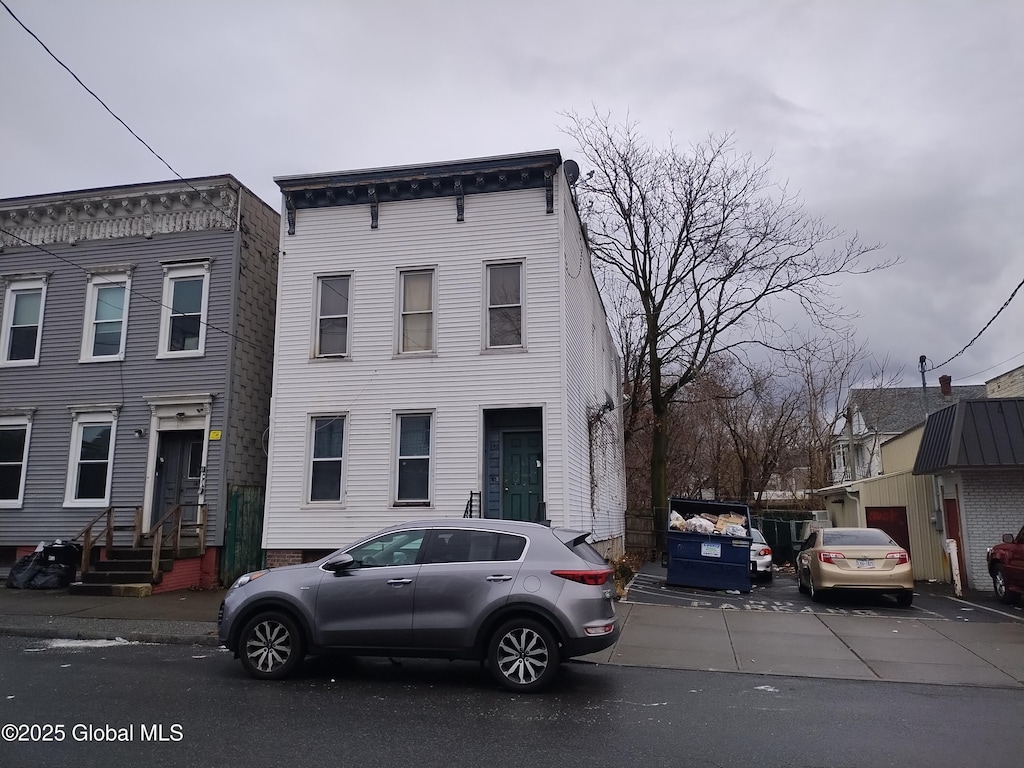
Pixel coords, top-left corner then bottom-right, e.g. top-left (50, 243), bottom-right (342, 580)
top-left (502, 431), bottom-right (543, 521)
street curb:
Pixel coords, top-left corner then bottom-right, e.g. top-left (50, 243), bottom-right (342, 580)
top-left (0, 626), bottom-right (221, 647)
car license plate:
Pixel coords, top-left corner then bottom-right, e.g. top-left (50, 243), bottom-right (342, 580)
top-left (857, 558), bottom-right (875, 569)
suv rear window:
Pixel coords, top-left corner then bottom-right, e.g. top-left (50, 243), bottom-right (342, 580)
top-left (568, 539), bottom-right (607, 565)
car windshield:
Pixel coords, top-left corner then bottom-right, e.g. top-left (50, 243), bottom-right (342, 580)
top-left (822, 529), bottom-right (896, 547)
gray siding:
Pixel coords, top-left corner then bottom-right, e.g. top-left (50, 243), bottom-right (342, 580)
top-left (0, 229), bottom-right (237, 545)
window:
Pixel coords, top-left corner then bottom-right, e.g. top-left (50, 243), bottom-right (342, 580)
top-left (1, 277), bottom-right (47, 366)
top-left (399, 269), bottom-right (434, 353)
top-left (310, 416), bottom-right (345, 502)
top-left (486, 263), bottom-right (522, 348)
top-left (422, 529), bottom-right (527, 564)
top-left (64, 410), bottom-right (117, 506)
top-left (0, 417), bottom-right (31, 508)
top-left (157, 262), bottom-right (210, 357)
top-left (343, 529), bottom-right (425, 568)
top-left (395, 413), bottom-right (431, 504)
top-left (81, 272), bottom-right (130, 362)
top-left (316, 276), bottom-right (350, 357)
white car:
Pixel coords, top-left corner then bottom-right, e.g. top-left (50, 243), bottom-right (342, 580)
top-left (750, 528), bottom-right (773, 582)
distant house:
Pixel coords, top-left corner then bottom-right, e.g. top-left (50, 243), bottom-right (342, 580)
top-left (913, 398), bottom-right (1024, 590)
top-left (262, 151), bottom-right (626, 567)
top-left (830, 377), bottom-right (986, 484)
top-left (0, 177), bottom-right (279, 591)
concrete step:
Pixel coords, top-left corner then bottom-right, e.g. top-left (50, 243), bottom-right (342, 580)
top-left (78, 570), bottom-right (164, 585)
top-left (68, 582), bottom-right (152, 597)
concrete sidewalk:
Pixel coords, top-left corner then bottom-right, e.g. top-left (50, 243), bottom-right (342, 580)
top-left (2, 583), bottom-right (1023, 689)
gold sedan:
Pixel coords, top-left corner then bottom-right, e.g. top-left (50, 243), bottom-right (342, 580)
top-left (797, 527), bottom-right (914, 607)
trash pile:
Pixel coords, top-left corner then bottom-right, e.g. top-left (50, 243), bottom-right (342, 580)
top-left (5, 540), bottom-right (81, 590)
top-left (669, 510), bottom-right (748, 538)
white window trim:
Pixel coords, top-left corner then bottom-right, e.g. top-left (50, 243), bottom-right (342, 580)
top-left (63, 406), bottom-right (120, 507)
top-left (0, 275), bottom-right (49, 368)
top-left (304, 413), bottom-right (348, 508)
top-left (156, 261), bottom-right (211, 359)
top-left (312, 273), bottom-right (352, 359)
top-left (0, 412), bottom-right (33, 508)
top-left (483, 260), bottom-right (526, 351)
top-left (396, 267), bottom-right (437, 355)
top-left (80, 269), bottom-right (133, 363)
top-left (392, 410), bottom-right (434, 507)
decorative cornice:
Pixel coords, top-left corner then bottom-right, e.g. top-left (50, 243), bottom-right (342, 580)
top-left (0, 181), bottom-right (239, 250)
top-left (275, 150), bottom-right (563, 234)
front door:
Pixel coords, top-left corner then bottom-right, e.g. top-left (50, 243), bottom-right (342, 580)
top-left (153, 430), bottom-right (204, 527)
top-left (502, 431), bottom-right (542, 521)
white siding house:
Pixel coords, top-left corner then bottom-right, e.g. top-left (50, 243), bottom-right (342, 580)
top-left (263, 151), bottom-right (626, 565)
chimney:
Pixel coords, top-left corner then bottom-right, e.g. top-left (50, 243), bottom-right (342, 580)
top-left (939, 375), bottom-right (952, 397)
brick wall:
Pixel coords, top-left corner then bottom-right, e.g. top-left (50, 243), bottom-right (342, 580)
top-left (152, 547), bottom-right (220, 594)
top-left (266, 550), bottom-right (302, 568)
top-left (959, 469), bottom-right (1024, 590)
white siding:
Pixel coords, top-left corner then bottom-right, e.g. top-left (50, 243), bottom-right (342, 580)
top-left (266, 188), bottom-right (568, 547)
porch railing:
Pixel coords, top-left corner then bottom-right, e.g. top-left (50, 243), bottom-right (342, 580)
top-left (71, 506), bottom-right (143, 577)
top-left (147, 503), bottom-right (207, 582)
top-left (463, 491), bottom-right (481, 518)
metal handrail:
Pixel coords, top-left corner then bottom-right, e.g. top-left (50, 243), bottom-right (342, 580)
top-left (463, 491), bottom-right (481, 518)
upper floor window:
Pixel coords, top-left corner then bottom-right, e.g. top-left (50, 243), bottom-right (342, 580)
top-left (0, 415), bottom-right (32, 508)
top-left (316, 276), bottom-right (350, 357)
top-left (395, 412), bottom-right (432, 505)
top-left (81, 271), bottom-right (131, 362)
top-left (486, 263), bottom-right (522, 348)
top-left (399, 269), bottom-right (434, 353)
top-left (157, 262), bottom-right (210, 358)
top-left (309, 415), bottom-right (346, 502)
top-left (1, 276), bottom-right (48, 366)
top-left (64, 409), bottom-right (118, 507)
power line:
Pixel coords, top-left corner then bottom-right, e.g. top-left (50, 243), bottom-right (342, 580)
top-left (929, 273), bottom-right (1024, 371)
top-left (0, 0), bottom-right (281, 256)
top-left (958, 348), bottom-right (1024, 382)
top-left (0, 226), bottom-right (251, 350)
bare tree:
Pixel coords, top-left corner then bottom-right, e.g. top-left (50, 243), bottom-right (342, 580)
top-left (563, 109), bottom-right (894, 510)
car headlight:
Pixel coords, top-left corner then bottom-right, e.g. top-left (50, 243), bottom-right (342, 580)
top-left (230, 570), bottom-right (268, 589)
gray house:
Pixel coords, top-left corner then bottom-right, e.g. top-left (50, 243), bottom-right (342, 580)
top-left (0, 176), bottom-right (279, 592)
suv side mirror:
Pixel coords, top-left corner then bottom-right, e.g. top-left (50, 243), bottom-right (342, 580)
top-left (324, 553), bottom-right (355, 574)
top-left (1003, 534), bottom-right (1015, 544)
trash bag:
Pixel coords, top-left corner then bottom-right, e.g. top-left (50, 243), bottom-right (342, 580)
top-left (5, 551), bottom-right (44, 589)
top-left (29, 562), bottom-right (74, 589)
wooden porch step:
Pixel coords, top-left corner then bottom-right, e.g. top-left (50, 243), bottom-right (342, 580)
top-left (93, 558), bottom-right (173, 573)
top-left (77, 570), bottom-right (165, 585)
top-left (105, 546), bottom-right (202, 560)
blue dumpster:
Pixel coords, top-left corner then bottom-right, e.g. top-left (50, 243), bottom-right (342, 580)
top-left (665, 498), bottom-right (753, 593)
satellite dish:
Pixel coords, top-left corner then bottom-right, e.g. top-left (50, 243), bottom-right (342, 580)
top-left (564, 159), bottom-right (580, 185)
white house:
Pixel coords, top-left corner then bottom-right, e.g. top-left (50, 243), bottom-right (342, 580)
top-left (262, 151), bottom-right (626, 567)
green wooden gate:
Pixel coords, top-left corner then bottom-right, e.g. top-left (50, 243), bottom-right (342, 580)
top-left (220, 485), bottom-right (266, 585)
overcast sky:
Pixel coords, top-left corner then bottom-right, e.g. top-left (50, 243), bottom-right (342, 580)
top-left (2, 0), bottom-right (1022, 388)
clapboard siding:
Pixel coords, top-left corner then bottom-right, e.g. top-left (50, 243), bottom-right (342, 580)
top-left (265, 161), bottom-right (625, 550)
top-left (1, 179), bottom-right (280, 551)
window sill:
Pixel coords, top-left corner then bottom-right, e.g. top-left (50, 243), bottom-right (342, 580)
top-left (300, 501), bottom-right (347, 511)
top-left (79, 355), bottom-right (126, 364)
top-left (392, 351), bottom-right (438, 359)
top-left (155, 350), bottom-right (206, 360)
top-left (0, 359), bottom-right (41, 368)
top-left (480, 346), bottom-right (526, 355)
top-left (63, 500), bottom-right (111, 509)
top-left (0, 501), bottom-right (24, 509)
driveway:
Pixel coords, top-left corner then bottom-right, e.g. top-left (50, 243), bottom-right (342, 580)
top-left (628, 563), bottom-right (1024, 624)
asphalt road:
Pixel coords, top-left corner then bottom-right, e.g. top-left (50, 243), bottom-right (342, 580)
top-left (628, 568), bottom-right (1024, 623)
top-left (1, 636), bottom-right (1023, 768)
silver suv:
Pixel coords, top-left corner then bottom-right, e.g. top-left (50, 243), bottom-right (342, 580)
top-left (218, 519), bottom-right (620, 692)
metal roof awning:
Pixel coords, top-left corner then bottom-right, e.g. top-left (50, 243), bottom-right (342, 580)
top-left (913, 398), bottom-right (1024, 474)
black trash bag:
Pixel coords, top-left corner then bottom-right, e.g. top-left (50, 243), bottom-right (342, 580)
top-left (5, 552), bottom-right (43, 589)
top-left (29, 562), bottom-right (74, 589)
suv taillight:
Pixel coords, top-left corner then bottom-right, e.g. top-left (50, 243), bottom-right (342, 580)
top-left (886, 551), bottom-right (910, 565)
top-left (818, 551), bottom-right (846, 565)
top-left (552, 569), bottom-right (612, 586)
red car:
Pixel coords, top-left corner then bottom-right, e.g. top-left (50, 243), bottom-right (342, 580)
top-left (987, 523), bottom-right (1024, 604)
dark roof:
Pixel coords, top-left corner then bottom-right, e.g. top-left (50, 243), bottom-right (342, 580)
top-left (913, 399), bottom-right (1024, 474)
top-left (850, 385), bottom-right (988, 434)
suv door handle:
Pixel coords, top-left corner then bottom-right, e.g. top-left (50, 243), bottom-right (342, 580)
top-left (486, 575), bottom-right (513, 582)
top-left (386, 578), bottom-right (413, 586)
